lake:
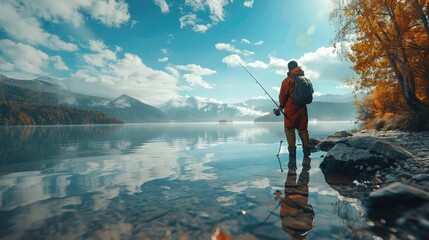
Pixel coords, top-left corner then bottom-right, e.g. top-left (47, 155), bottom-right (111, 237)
top-left (0, 121), bottom-right (372, 239)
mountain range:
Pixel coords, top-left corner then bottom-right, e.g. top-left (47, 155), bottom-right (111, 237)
top-left (0, 74), bottom-right (168, 123)
top-left (0, 74), bottom-right (359, 124)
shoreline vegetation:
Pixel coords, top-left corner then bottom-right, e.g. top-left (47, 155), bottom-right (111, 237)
top-left (0, 102), bottom-right (123, 125)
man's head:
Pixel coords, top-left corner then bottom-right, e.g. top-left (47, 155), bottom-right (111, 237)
top-left (288, 61), bottom-right (298, 71)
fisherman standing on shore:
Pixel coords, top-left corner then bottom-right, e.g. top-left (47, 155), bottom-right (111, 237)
top-left (278, 60), bottom-right (313, 159)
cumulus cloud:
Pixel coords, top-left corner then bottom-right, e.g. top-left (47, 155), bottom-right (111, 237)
top-left (243, 0), bottom-right (254, 8)
top-left (296, 45), bottom-right (356, 81)
top-left (0, 1), bottom-right (78, 51)
top-left (72, 41), bottom-right (179, 106)
top-left (222, 54), bottom-right (243, 67)
top-left (0, 0), bottom-right (130, 51)
top-left (181, 0), bottom-right (232, 33)
top-left (88, 0), bottom-right (130, 27)
top-left (215, 43), bottom-right (254, 56)
top-left (153, 0), bottom-right (170, 14)
top-left (222, 45), bottom-right (356, 82)
top-left (0, 39), bottom-right (49, 76)
top-left (179, 13), bottom-right (212, 33)
top-left (182, 74), bottom-right (213, 89)
top-left (81, 39), bottom-right (117, 67)
top-left (158, 57), bottom-right (169, 62)
top-left (175, 64), bottom-right (216, 89)
top-left (51, 55), bottom-right (69, 71)
top-left (247, 60), bottom-right (268, 69)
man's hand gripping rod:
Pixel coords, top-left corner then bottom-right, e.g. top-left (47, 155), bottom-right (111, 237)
top-left (233, 57), bottom-right (289, 120)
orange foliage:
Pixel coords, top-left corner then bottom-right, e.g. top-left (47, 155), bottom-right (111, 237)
top-left (331, 0), bottom-right (429, 130)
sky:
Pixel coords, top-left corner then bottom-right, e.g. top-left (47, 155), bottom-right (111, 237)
top-left (0, 0), bottom-right (357, 106)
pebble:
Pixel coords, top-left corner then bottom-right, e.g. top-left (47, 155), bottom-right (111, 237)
top-left (412, 174), bottom-right (429, 182)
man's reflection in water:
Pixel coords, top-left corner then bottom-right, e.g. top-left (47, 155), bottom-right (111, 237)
top-left (277, 157), bottom-right (315, 240)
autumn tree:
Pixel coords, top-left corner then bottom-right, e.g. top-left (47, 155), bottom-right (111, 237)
top-left (331, 0), bottom-right (429, 130)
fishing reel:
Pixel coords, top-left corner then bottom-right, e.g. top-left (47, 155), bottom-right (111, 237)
top-left (273, 108), bottom-right (281, 116)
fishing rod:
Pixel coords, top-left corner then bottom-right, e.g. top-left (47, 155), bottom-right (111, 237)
top-left (232, 56), bottom-right (289, 120)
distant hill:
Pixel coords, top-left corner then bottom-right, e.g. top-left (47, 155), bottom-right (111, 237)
top-left (0, 74), bottom-right (169, 123)
top-left (90, 94), bottom-right (169, 123)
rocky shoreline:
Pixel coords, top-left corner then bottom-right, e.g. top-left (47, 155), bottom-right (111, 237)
top-left (312, 130), bottom-right (429, 239)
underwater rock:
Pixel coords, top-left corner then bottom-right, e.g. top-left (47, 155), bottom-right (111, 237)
top-left (364, 182), bottom-right (429, 207)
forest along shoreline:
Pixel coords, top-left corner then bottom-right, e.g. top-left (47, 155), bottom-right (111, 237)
top-left (312, 130), bottom-right (429, 239)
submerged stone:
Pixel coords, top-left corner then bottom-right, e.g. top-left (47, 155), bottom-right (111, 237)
top-left (364, 182), bottom-right (429, 207)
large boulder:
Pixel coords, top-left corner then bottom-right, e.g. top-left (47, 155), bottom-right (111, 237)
top-left (320, 137), bottom-right (413, 178)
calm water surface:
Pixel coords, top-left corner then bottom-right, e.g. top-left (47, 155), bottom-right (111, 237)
top-left (0, 122), bottom-right (370, 239)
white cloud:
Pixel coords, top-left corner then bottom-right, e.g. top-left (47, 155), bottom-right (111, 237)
top-left (254, 40), bottom-right (264, 45)
top-left (51, 55), bottom-right (69, 71)
top-left (0, 56), bottom-right (14, 72)
top-left (176, 64), bottom-right (216, 75)
top-left (130, 20), bottom-right (139, 28)
top-left (222, 54), bottom-right (243, 67)
top-left (247, 60), bottom-right (268, 69)
top-left (181, 0), bottom-right (232, 33)
top-left (215, 43), bottom-right (254, 56)
top-left (296, 45), bottom-right (356, 81)
top-left (0, 0), bottom-right (130, 51)
top-left (175, 64), bottom-right (216, 89)
top-left (272, 86), bottom-right (280, 93)
top-left (313, 91), bottom-right (324, 97)
top-left (221, 45), bottom-right (355, 82)
top-left (72, 53), bottom-right (179, 105)
top-left (167, 34), bottom-right (175, 44)
top-left (183, 74), bottom-right (213, 89)
top-left (81, 40), bottom-right (117, 67)
top-left (185, 0), bottom-right (206, 11)
top-left (0, 1), bottom-right (78, 51)
top-left (88, 39), bottom-right (107, 52)
top-left (179, 13), bottom-right (212, 33)
top-left (207, 0), bottom-right (230, 22)
top-left (153, 0), bottom-right (170, 14)
top-left (0, 39), bottom-right (49, 76)
top-left (243, 0), bottom-right (254, 8)
top-left (89, 0), bottom-right (130, 27)
top-left (158, 57), bottom-right (169, 62)
top-left (241, 38), bottom-right (251, 44)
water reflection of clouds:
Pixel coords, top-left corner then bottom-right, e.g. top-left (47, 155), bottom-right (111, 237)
top-left (179, 153), bottom-right (217, 181)
top-left (224, 178), bottom-right (271, 193)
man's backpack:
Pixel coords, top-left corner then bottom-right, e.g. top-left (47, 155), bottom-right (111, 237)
top-left (292, 75), bottom-right (314, 105)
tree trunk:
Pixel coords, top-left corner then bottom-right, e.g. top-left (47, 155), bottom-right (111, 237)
top-left (413, 0), bottom-right (429, 41)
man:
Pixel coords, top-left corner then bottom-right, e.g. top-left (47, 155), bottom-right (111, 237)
top-left (278, 60), bottom-right (311, 159)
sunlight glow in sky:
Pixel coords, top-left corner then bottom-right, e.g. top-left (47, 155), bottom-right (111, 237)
top-left (0, 0), bottom-right (356, 106)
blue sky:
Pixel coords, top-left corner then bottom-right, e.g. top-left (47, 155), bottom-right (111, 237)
top-left (0, 0), bottom-right (356, 106)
